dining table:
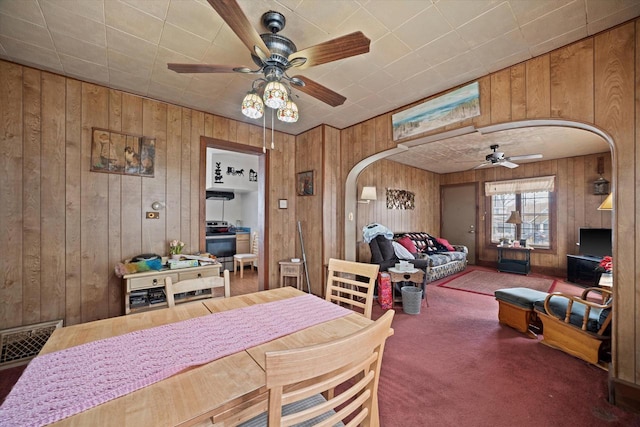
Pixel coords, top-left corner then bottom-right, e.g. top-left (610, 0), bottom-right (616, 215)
top-left (4, 287), bottom-right (377, 427)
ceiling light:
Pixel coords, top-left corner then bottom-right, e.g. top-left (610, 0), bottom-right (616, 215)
top-left (263, 81), bottom-right (288, 109)
top-left (241, 91), bottom-right (264, 119)
top-left (277, 100), bottom-right (299, 123)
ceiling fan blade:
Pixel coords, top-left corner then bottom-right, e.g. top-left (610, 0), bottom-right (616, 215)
top-left (501, 161), bottom-right (519, 169)
top-left (473, 162), bottom-right (492, 170)
top-left (292, 75), bottom-right (346, 107)
top-left (289, 31), bottom-right (370, 70)
top-left (207, 0), bottom-right (271, 57)
top-left (168, 63), bottom-right (240, 73)
top-left (507, 154), bottom-right (543, 161)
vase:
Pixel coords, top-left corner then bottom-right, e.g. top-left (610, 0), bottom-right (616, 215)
top-left (171, 254), bottom-right (181, 260)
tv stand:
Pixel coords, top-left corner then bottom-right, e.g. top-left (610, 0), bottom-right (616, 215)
top-left (566, 254), bottom-right (602, 286)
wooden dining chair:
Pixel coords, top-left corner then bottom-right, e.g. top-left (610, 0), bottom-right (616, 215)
top-left (325, 258), bottom-right (380, 319)
top-left (215, 310), bottom-right (394, 427)
top-left (233, 232), bottom-right (258, 279)
top-left (165, 269), bottom-right (230, 307)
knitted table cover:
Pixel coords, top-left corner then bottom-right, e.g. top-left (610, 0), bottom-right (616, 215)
top-left (0, 294), bottom-right (352, 427)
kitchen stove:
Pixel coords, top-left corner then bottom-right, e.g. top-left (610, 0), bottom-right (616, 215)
top-left (205, 220), bottom-right (236, 272)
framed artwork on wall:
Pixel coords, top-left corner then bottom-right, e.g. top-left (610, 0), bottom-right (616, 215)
top-left (297, 171), bottom-right (314, 196)
top-left (90, 128), bottom-right (155, 177)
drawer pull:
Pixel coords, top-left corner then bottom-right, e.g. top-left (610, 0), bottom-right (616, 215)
top-left (197, 273), bottom-right (202, 278)
top-left (152, 279), bottom-right (158, 285)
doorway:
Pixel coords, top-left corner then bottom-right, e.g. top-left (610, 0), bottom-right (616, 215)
top-left (441, 184), bottom-right (477, 264)
top-left (199, 137), bottom-right (268, 291)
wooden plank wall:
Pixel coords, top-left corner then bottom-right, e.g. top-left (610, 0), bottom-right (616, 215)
top-left (439, 153), bottom-right (612, 272)
top-left (0, 60), bottom-right (296, 328)
top-left (337, 21), bottom-right (638, 386)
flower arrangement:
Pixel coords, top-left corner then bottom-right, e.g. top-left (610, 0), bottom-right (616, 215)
top-left (595, 255), bottom-right (612, 273)
top-left (169, 239), bottom-right (185, 255)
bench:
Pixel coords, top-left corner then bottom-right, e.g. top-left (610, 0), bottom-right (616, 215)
top-left (494, 287), bottom-right (548, 338)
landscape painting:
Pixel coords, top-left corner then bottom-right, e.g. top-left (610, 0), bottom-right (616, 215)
top-left (392, 81), bottom-right (480, 141)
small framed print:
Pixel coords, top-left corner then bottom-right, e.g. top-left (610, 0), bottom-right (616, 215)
top-left (297, 170), bottom-right (314, 196)
top-left (279, 199), bottom-right (288, 209)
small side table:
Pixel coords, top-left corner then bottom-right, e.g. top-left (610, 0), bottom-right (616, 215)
top-left (279, 260), bottom-right (303, 290)
top-left (387, 267), bottom-right (427, 308)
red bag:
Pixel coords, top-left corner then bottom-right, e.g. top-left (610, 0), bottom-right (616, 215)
top-left (378, 272), bottom-right (393, 310)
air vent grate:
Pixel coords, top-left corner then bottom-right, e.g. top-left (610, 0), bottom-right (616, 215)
top-left (0, 320), bottom-right (63, 370)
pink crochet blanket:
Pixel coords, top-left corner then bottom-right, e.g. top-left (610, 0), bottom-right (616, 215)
top-left (0, 294), bottom-right (351, 427)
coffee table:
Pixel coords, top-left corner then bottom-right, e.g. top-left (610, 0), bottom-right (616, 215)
top-left (387, 267), bottom-right (427, 308)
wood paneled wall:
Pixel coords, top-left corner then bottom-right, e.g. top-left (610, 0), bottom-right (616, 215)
top-left (0, 60), bottom-right (297, 328)
top-left (440, 153), bottom-right (612, 272)
top-left (338, 21), bottom-right (638, 389)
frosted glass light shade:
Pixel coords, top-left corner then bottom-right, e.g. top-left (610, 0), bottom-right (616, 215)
top-left (241, 92), bottom-right (264, 119)
top-left (263, 81), bottom-right (288, 109)
top-left (277, 100), bottom-right (299, 123)
top-left (598, 193), bottom-right (613, 210)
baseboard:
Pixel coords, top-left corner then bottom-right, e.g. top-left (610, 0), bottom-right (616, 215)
top-left (609, 375), bottom-right (640, 414)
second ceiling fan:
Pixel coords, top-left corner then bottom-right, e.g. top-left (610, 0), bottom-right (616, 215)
top-left (473, 145), bottom-right (543, 169)
top-left (167, 0), bottom-right (371, 108)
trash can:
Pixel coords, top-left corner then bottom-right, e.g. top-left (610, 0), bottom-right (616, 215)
top-left (401, 286), bottom-right (422, 315)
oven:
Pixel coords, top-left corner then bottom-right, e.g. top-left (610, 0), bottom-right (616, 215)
top-left (205, 221), bottom-right (236, 271)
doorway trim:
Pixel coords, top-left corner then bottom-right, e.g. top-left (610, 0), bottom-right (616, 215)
top-left (199, 136), bottom-right (268, 290)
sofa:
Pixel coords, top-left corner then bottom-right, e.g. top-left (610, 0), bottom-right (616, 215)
top-left (368, 232), bottom-right (468, 283)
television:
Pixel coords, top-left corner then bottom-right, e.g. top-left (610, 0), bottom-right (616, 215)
top-left (578, 228), bottom-right (612, 258)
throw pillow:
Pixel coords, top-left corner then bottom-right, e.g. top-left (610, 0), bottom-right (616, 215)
top-left (436, 237), bottom-right (455, 252)
top-left (392, 241), bottom-right (415, 260)
top-left (397, 236), bottom-right (417, 253)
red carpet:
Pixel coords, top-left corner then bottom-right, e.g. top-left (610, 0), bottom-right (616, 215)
top-left (374, 267), bottom-right (640, 426)
top-left (437, 269), bottom-right (559, 296)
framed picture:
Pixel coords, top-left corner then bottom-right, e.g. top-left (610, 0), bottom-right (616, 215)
top-left (90, 128), bottom-right (155, 177)
top-left (278, 199), bottom-right (288, 209)
top-left (297, 171), bottom-right (314, 196)
top-left (391, 81), bottom-right (480, 141)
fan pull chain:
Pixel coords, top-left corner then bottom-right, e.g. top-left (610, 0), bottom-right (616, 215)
top-left (262, 111), bottom-right (266, 153)
top-left (271, 108), bottom-right (275, 150)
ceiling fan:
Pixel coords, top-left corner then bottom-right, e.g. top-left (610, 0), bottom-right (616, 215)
top-left (473, 145), bottom-right (543, 169)
top-left (167, 0), bottom-right (371, 108)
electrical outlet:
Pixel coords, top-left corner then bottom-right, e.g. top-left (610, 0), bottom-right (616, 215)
top-left (146, 211), bottom-right (160, 219)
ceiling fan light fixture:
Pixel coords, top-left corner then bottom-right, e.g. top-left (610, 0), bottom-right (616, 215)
top-left (263, 81), bottom-right (288, 109)
top-left (277, 100), bottom-right (298, 123)
top-left (241, 91), bottom-right (264, 119)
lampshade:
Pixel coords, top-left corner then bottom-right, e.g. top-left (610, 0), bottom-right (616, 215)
top-left (506, 210), bottom-right (522, 224)
top-left (263, 81), bottom-right (288, 109)
top-left (598, 193), bottom-right (613, 210)
top-left (361, 186), bottom-right (377, 201)
top-left (277, 100), bottom-right (299, 123)
top-left (241, 92), bottom-right (264, 119)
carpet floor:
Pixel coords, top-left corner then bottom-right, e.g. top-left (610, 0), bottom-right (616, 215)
top-left (437, 269), bottom-right (558, 296)
top-left (375, 266), bottom-right (640, 426)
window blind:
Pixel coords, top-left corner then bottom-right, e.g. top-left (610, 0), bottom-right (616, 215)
top-left (485, 175), bottom-right (555, 196)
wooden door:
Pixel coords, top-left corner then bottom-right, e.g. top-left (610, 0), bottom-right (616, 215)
top-left (441, 184), bottom-right (477, 264)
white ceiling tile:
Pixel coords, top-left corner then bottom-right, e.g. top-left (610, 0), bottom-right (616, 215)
top-left (485, 49), bottom-right (531, 73)
top-left (394, 6), bottom-right (453, 50)
top-left (383, 54), bottom-right (433, 82)
top-left (587, 2), bottom-right (640, 34)
top-left (60, 53), bottom-right (109, 83)
top-left (184, 75), bottom-right (230, 95)
top-left (456, 3), bottom-right (519, 48)
top-left (510, 0), bottom-right (574, 25)
top-left (0, 12), bottom-right (54, 50)
top-left (369, 33), bottom-right (411, 67)
top-left (39, 1), bottom-right (106, 46)
top-left (473, 29), bottom-right (529, 68)
top-left (520, 1), bottom-right (586, 46)
top-left (0, 0), bottom-right (45, 25)
top-left (435, 0), bottom-right (502, 28)
top-left (432, 50), bottom-right (486, 80)
top-left (415, 31), bottom-right (470, 67)
top-left (293, 0), bottom-right (360, 34)
top-left (106, 27), bottom-right (158, 64)
top-left (529, 25), bottom-right (587, 57)
top-left (108, 67), bottom-right (150, 94)
top-left (147, 79), bottom-right (186, 102)
top-left (586, 0), bottom-right (639, 21)
top-left (366, 0), bottom-right (432, 31)
top-left (159, 22), bottom-right (211, 61)
top-left (121, 0), bottom-right (170, 20)
top-left (105, 0), bottom-right (164, 44)
top-left (166, 0), bottom-right (222, 41)
top-left (107, 48), bottom-right (153, 77)
top-left (40, 0), bottom-right (105, 23)
top-left (51, 30), bottom-right (107, 65)
top-left (334, 7), bottom-right (388, 43)
top-left (0, 34), bottom-right (62, 70)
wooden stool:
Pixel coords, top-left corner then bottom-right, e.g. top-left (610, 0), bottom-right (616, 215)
top-left (279, 260), bottom-right (303, 289)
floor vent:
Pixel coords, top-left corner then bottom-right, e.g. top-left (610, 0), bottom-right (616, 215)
top-left (0, 320), bottom-right (63, 370)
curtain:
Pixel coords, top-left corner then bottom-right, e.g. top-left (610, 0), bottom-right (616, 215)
top-left (485, 175), bottom-right (555, 196)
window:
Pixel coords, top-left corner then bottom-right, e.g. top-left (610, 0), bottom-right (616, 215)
top-left (486, 176), bottom-right (554, 249)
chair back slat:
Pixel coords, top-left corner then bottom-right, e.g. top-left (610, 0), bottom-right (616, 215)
top-left (325, 258), bottom-right (379, 319)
